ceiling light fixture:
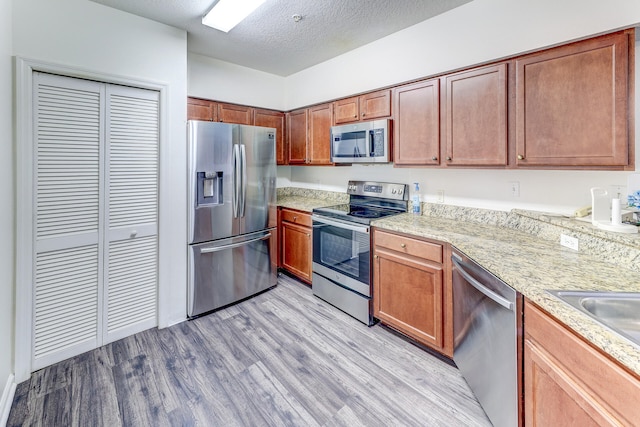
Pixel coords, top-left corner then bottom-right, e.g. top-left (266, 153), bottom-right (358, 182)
top-left (202, 0), bottom-right (267, 33)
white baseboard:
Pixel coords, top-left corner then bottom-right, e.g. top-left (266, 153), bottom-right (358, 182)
top-left (0, 374), bottom-right (16, 427)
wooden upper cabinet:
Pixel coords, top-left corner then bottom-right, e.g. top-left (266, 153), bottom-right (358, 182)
top-left (515, 30), bottom-right (633, 168)
top-left (334, 96), bottom-right (359, 124)
top-left (443, 63), bottom-right (508, 166)
top-left (187, 97), bottom-right (217, 121)
top-left (334, 89), bottom-right (392, 124)
top-left (287, 109), bottom-right (308, 164)
top-left (393, 79), bottom-right (441, 166)
top-left (217, 102), bottom-right (254, 125)
top-left (360, 90), bottom-right (392, 121)
top-left (308, 103), bottom-right (334, 165)
top-left (255, 108), bottom-right (286, 165)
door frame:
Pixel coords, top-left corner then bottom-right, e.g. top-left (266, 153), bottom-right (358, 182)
top-left (14, 57), bottom-right (169, 382)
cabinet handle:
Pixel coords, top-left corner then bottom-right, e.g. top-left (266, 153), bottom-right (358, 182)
top-left (432, 156), bottom-right (438, 161)
top-left (293, 216), bottom-right (297, 221)
top-left (446, 156), bottom-right (452, 161)
top-left (400, 243), bottom-right (406, 248)
top-left (517, 154), bottom-right (525, 160)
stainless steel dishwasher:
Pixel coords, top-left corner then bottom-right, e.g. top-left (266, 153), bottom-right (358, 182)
top-left (452, 249), bottom-right (523, 427)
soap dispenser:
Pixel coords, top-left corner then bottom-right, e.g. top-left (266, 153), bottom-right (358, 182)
top-left (412, 182), bottom-right (421, 215)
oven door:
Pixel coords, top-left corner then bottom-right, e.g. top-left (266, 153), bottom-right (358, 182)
top-left (311, 215), bottom-right (370, 296)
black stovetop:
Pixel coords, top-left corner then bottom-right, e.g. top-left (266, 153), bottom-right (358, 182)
top-left (313, 201), bottom-right (405, 225)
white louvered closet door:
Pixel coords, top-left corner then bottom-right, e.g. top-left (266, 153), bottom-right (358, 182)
top-left (33, 73), bottom-right (104, 370)
top-left (32, 73), bottom-right (159, 370)
top-left (104, 85), bottom-right (159, 344)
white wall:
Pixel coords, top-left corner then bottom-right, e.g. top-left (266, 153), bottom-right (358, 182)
top-left (285, 0), bottom-right (640, 108)
top-left (188, 53), bottom-right (286, 110)
top-left (12, 0), bottom-right (188, 380)
top-left (278, 0), bottom-right (640, 215)
top-left (1, 0), bottom-right (14, 414)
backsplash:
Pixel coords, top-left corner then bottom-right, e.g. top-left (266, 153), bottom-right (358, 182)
top-left (420, 202), bottom-right (640, 274)
top-left (277, 187), bottom-right (348, 204)
top-left (277, 187), bottom-right (640, 274)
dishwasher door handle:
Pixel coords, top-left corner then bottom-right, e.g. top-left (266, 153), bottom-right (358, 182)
top-left (452, 256), bottom-right (514, 311)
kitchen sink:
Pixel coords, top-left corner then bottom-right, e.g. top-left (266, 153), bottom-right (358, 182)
top-left (547, 290), bottom-right (640, 347)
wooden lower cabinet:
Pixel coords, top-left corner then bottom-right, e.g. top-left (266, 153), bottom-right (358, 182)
top-left (524, 299), bottom-right (640, 426)
top-left (373, 229), bottom-right (453, 357)
top-left (279, 208), bottom-right (312, 283)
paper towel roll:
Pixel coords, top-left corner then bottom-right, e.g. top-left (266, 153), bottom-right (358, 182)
top-left (612, 198), bottom-right (622, 225)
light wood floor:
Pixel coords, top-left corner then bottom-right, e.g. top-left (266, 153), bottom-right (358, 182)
top-left (8, 274), bottom-right (491, 426)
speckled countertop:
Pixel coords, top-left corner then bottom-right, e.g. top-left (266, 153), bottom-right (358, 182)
top-left (276, 190), bottom-right (640, 376)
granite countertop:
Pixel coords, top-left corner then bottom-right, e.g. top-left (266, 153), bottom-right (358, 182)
top-left (277, 195), bottom-right (335, 212)
top-left (276, 191), bottom-right (640, 376)
top-left (372, 213), bottom-right (640, 376)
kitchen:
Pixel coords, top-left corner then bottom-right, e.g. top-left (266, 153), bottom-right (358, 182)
top-left (2, 0), bottom-right (640, 425)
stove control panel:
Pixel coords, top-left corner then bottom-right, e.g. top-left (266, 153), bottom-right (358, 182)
top-left (347, 180), bottom-right (408, 201)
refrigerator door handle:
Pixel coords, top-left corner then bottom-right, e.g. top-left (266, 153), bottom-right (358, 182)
top-left (233, 144), bottom-right (241, 218)
top-left (199, 232), bottom-right (271, 253)
top-left (240, 144), bottom-right (247, 217)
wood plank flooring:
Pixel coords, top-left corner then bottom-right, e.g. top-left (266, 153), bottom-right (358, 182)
top-left (8, 274), bottom-right (491, 426)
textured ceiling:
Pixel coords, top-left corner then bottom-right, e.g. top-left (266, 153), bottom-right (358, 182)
top-left (89, 0), bottom-right (472, 76)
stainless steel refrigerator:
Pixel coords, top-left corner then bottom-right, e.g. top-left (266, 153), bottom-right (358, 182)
top-left (187, 120), bottom-right (277, 318)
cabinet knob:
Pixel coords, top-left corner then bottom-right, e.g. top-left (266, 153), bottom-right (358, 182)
top-left (446, 156), bottom-right (452, 161)
top-left (293, 216), bottom-right (297, 221)
top-left (306, 233), bottom-right (311, 237)
top-left (517, 154), bottom-right (525, 160)
top-left (400, 243), bottom-right (406, 248)
top-left (432, 156), bottom-right (438, 161)
top-left (374, 254), bottom-right (379, 259)
top-left (130, 230), bottom-right (137, 238)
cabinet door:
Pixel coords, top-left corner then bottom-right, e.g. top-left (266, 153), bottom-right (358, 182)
top-left (444, 63), bottom-right (508, 166)
top-left (281, 221), bottom-right (312, 283)
top-left (308, 103), bottom-right (334, 165)
top-left (217, 102), bottom-right (254, 125)
top-left (393, 79), bottom-right (441, 165)
top-left (373, 247), bottom-right (444, 349)
top-left (333, 96), bottom-right (359, 124)
top-left (286, 109), bottom-right (308, 164)
top-left (360, 89), bottom-right (391, 121)
top-left (524, 300), bottom-right (640, 426)
top-left (187, 97), bottom-right (217, 121)
top-left (255, 108), bottom-right (286, 165)
top-left (515, 31), bottom-right (631, 168)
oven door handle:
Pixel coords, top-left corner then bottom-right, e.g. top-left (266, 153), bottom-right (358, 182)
top-left (311, 215), bottom-right (370, 234)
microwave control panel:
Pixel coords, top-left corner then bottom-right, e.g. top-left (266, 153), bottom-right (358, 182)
top-left (370, 129), bottom-right (385, 156)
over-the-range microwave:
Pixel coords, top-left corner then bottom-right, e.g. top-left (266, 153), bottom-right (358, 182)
top-left (330, 119), bottom-right (391, 164)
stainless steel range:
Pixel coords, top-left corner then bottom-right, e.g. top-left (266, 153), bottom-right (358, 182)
top-left (311, 181), bottom-right (409, 325)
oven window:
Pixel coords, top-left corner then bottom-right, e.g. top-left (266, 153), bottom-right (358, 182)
top-left (313, 222), bottom-right (370, 282)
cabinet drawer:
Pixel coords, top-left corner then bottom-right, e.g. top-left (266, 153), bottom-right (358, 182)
top-left (375, 230), bottom-right (442, 263)
top-left (280, 209), bottom-right (312, 227)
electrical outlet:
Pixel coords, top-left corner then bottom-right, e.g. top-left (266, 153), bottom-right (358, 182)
top-left (509, 181), bottom-right (520, 197)
top-left (560, 234), bottom-right (579, 251)
top-left (437, 190), bottom-right (444, 203)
